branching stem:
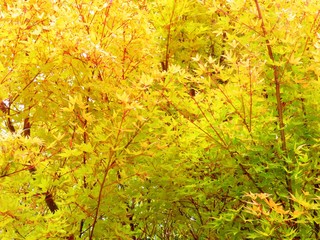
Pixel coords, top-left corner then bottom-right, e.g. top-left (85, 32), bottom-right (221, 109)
top-left (254, 0), bottom-right (295, 215)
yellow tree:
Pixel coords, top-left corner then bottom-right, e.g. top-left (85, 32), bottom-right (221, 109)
top-left (1, 0), bottom-right (320, 239)
top-left (0, 0), bottom-right (160, 238)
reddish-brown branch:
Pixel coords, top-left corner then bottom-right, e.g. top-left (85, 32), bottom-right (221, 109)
top-left (254, 0), bottom-right (295, 218)
top-left (89, 154), bottom-right (114, 240)
top-left (162, 0), bottom-right (176, 71)
top-left (253, 0), bottom-right (287, 153)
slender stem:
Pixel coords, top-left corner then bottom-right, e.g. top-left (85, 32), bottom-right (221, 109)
top-left (163, 0), bottom-right (176, 71)
top-left (100, 1), bottom-right (112, 42)
top-left (90, 107), bottom-right (128, 238)
top-left (248, 63), bottom-right (253, 133)
top-left (302, 10), bottom-right (320, 55)
top-left (253, 0), bottom-right (296, 217)
top-left (253, 0), bottom-right (287, 153)
top-left (89, 161), bottom-right (111, 240)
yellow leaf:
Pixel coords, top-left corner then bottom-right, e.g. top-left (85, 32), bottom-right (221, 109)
top-left (116, 92), bottom-right (129, 104)
top-left (76, 143), bottom-right (94, 153)
top-left (289, 55), bottom-right (301, 65)
top-left (292, 210), bottom-right (304, 218)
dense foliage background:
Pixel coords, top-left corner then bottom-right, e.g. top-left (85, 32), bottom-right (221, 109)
top-left (0, 0), bottom-right (320, 239)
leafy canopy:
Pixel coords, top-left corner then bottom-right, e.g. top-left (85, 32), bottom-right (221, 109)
top-left (0, 0), bottom-right (320, 239)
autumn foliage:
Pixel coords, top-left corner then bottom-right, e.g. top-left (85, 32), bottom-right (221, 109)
top-left (0, 0), bottom-right (320, 239)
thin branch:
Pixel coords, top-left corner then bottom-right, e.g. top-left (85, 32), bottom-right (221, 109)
top-left (248, 63), bottom-right (253, 132)
top-left (100, 1), bottom-right (113, 40)
top-left (254, 0), bottom-right (294, 215)
top-left (12, 72), bottom-right (40, 103)
top-left (163, 0), bottom-right (176, 71)
top-left (254, 0), bottom-right (286, 153)
top-left (89, 154), bottom-right (113, 240)
top-left (302, 10), bottom-right (320, 55)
